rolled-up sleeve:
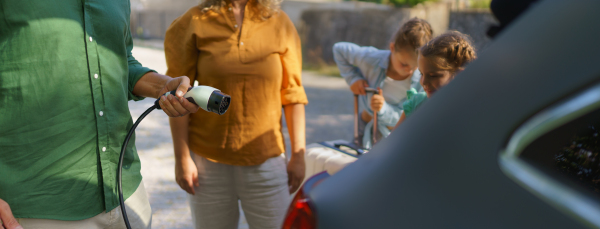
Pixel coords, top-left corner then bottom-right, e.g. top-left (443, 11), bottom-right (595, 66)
top-left (165, 10), bottom-right (199, 82)
top-left (125, 24), bottom-right (156, 101)
top-left (377, 101), bottom-right (403, 127)
top-left (333, 42), bottom-right (374, 86)
top-left (280, 15), bottom-right (308, 106)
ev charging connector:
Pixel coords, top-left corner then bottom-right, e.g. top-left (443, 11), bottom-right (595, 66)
top-left (118, 86), bottom-right (231, 229)
top-left (154, 85), bottom-right (231, 115)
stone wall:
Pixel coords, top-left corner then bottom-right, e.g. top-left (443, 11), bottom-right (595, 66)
top-left (299, 6), bottom-right (497, 65)
top-left (282, 0), bottom-right (390, 28)
top-left (299, 2), bottom-right (450, 66)
top-left (129, 0), bottom-right (390, 39)
top-left (129, 0), bottom-right (496, 65)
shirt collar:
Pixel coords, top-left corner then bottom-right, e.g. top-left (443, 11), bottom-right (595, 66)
top-left (378, 50), bottom-right (391, 69)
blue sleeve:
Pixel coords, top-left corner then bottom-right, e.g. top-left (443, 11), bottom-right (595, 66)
top-left (332, 42), bottom-right (377, 86)
top-left (377, 101), bottom-right (403, 127)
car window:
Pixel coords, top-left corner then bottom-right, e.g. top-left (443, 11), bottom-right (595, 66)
top-left (500, 83), bottom-right (600, 228)
top-left (554, 124), bottom-right (600, 194)
top-left (520, 108), bottom-right (600, 197)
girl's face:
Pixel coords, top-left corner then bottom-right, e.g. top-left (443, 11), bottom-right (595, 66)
top-left (388, 43), bottom-right (418, 80)
top-left (418, 54), bottom-right (454, 98)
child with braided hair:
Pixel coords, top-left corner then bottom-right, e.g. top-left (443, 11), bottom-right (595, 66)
top-left (395, 31), bottom-right (478, 128)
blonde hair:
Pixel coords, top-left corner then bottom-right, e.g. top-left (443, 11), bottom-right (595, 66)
top-left (392, 18), bottom-right (433, 54)
top-left (199, 0), bottom-right (280, 20)
top-left (420, 31), bottom-right (477, 74)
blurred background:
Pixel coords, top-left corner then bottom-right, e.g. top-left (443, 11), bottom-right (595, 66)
top-left (128, 0), bottom-right (498, 228)
top-left (130, 0), bottom-right (497, 75)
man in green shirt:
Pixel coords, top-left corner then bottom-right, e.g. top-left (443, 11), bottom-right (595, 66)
top-left (0, 1), bottom-right (199, 228)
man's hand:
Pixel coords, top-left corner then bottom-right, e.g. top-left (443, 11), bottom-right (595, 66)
top-left (0, 199), bottom-right (22, 229)
top-left (350, 79), bottom-right (368, 95)
top-left (157, 76), bottom-right (200, 117)
top-left (287, 154), bottom-right (306, 194)
top-left (175, 155), bottom-right (200, 195)
top-left (370, 87), bottom-right (385, 112)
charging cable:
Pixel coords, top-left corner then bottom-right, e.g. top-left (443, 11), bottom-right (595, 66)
top-left (117, 86), bottom-right (231, 229)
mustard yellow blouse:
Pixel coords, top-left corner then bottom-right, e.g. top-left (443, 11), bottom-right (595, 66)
top-left (165, 4), bottom-right (308, 166)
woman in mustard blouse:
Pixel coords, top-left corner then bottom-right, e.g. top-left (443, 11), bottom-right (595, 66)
top-left (164, 0), bottom-right (308, 227)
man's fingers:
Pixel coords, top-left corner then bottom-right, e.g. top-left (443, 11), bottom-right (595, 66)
top-left (179, 96), bottom-right (200, 113)
top-left (0, 199), bottom-right (22, 229)
top-left (169, 95), bottom-right (199, 115)
top-left (159, 98), bottom-right (175, 117)
top-left (162, 95), bottom-right (182, 117)
top-left (168, 95), bottom-right (190, 116)
top-left (175, 77), bottom-right (191, 98)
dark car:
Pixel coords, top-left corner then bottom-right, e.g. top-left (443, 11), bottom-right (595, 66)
top-left (283, 0), bottom-right (600, 228)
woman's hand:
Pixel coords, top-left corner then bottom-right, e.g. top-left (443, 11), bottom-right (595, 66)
top-left (350, 79), bottom-right (368, 95)
top-left (175, 156), bottom-right (199, 195)
top-left (0, 198), bottom-right (22, 229)
top-left (283, 103), bottom-right (307, 194)
top-left (370, 87), bottom-right (385, 112)
top-left (287, 154), bottom-right (305, 194)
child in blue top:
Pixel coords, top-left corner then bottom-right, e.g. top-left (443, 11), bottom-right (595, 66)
top-left (333, 18), bottom-right (433, 149)
top-left (395, 31), bottom-right (478, 128)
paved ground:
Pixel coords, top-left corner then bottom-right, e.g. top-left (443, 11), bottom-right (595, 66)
top-left (129, 46), bottom-right (354, 228)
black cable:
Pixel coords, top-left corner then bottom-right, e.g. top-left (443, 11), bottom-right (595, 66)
top-left (115, 88), bottom-right (230, 228)
top-left (118, 104), bottom-right (158, 229)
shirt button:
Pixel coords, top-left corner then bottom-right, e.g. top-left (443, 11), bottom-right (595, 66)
top-left (102, 147), bottom-right (106, 152)
top-left (89, 36), bottom-right (93, 42)
top-left (240, 42), bottom-right (244, 46)
top-left (94, 73), bottom-right (98, 79)
top-left (234, 24), bottom-right (238, 28)
top-left (99, 111), bottom-right (104, 116)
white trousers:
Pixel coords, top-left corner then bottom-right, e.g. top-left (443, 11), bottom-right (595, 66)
top-left (17, 181), bottom-right (152, 229)
top-left (189, 152), bottom-right (290, 229)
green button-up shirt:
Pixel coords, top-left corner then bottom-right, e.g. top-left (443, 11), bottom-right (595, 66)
top-left (0, 0), bottom-right (153, 220)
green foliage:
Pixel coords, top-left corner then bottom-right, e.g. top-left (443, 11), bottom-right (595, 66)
top-left (389, 0), bottom-right (431, 7)
top-left (470, 0), bottom-right (491, 9)
top-left (555, 125), bottom-right (600, 192)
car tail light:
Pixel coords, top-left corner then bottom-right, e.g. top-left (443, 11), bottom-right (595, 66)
top-left (282, 172), bottom-right (329, 229)
top-left (282, 188), bottom-right (316, 229)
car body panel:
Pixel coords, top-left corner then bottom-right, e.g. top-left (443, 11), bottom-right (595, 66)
top-left (309, 0), bottom-right (600, 228)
